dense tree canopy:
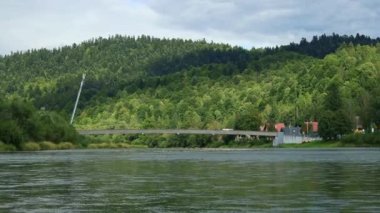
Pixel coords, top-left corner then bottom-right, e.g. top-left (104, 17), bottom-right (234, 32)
top-left (319, 82), bottom-right (351, 140)
top-left (0, 99), bottom-right (79, 148)
top-left (1, 34), bottom-right (379, 138)
top-left (282, 33), bottom-right (380, 58)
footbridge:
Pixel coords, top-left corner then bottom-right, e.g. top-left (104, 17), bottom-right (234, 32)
top-left (78, 129), bottom-right (284, 146)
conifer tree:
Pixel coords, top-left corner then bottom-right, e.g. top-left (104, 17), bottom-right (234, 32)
top-left (319, 82), bottom-right (351, 140)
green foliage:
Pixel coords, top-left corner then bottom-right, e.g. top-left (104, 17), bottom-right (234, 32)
top-left (21, 142), bottom-right (41, 151)
top-left (324, 81), bottom-right (342, 111)
top-left (37, 141), bottom-right (76, 150)
top-left (143, 135), bottom-right (211, 148)
top-left (1, 34), bottom-right (380, 146)
top-left (279, 141), bottom-right (344, 148)
top-left (0, 142), bottom-right (17, 152)
top-left (342, 132), bottom-right (380, 146)
top-left (318, 79), bottom-right (352, 140)
top-left (234, 108), bottom-right (262, 131)
top-left (319, 110), bottom-right (351, 140)
top-left (0, 99), bottom-right (79, 149)
top-left (86, 142), bottom-right (144, 149)
top-left (38, 111), bottom-right (78, 142)
top-left (39, 141), bottom-right (58, 150)
top-left (370, 87), bottom-right (380, 127)
top-left (282, 33), bottom-right (380, 58)
top-left (0, 120), bottom-right (23, 148)
top-left (149, 47), bottom-right (251, 76)
top-left (57, 142), bottom-right (76, 149)
top-left (231, 137), bottom-right (272, 147)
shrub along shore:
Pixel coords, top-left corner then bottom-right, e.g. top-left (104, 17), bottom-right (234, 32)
top-left (1, 132), bottom-right (379, 152)
top-left (0, 141), bottom-right (76, 151)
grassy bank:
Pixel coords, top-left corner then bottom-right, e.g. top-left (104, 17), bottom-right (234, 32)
top-left (0, 141), bottom-right (147, 152)
top-left (86, 142), bottom-right (147, 149)
top-left (0, 139), bottom-right (272, 151)
top-left (0, 141), bottom-right (78, 152)
top-left (21, 141), bottom-right (77, 151)
top-left (279, 141), bottom-right (345, 148)
top-left (0, 142), bottom-right (17, 151)
top-left (2, 132), bottom-right (379, 152)
top-left (279, 132), bottom-right (380, 148)
top-left (279, 141), bottom-right (380, 148)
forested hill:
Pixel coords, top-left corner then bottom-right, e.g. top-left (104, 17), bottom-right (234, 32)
top-left (1, 34), bottom-right (380, 133)
top-left (281, 33), bottom-right (380, 58)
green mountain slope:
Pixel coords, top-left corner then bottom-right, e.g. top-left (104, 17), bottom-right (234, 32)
top-left (1, 34), bottom-right (380, 133)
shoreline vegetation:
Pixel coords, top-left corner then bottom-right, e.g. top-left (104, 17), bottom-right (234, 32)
top-left (1, 132), bottom-right (379, 152)
top-left (1, 141), bottom-right (379, 152)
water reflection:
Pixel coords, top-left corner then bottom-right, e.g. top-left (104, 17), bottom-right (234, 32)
top-left (0, 149), bottom-right (380, 212)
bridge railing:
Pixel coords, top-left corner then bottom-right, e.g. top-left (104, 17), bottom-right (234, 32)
top-left (78, 129), bottom-right (278, 137)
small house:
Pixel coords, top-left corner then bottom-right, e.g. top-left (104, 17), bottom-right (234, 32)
top-left (275, 123), bottom-right (285, 132)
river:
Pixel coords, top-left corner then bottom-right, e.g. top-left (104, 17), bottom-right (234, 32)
top-left (1, 148), bottom-right (380, 212)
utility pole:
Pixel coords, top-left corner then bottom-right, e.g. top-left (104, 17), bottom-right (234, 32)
top-left (70, 73), bottom-right (86, 125)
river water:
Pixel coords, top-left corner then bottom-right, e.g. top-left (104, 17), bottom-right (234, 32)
top-left (0, 148), bottom-right (379, 212)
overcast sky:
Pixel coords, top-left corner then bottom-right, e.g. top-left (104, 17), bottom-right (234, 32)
top-left (1, 0), bottom-right (379, 55)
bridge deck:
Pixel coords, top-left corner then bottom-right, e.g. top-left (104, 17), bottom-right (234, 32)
top-left (78, 129), bottom-right (278, 137)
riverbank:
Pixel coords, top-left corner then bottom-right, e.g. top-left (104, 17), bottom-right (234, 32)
top-left (0, 141), bottom-right (78, 151)
top-left (3, 140), bottom-right (380, 152)
top-left (278, 141), bottom-right (380, 148)
top-left (0, 141), bottom-right (148, 152)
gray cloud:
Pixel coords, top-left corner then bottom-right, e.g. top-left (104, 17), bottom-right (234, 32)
top-left (147, 0), bottom-right (380, 46)
top-left (1, 0), bottom-right (379, 55)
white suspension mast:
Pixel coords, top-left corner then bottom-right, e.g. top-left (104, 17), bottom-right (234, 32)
top-left (70, 73), bottom-right (86, 125)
